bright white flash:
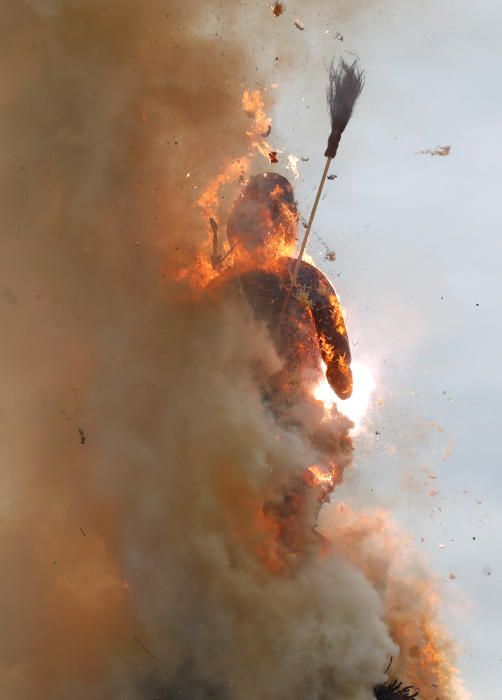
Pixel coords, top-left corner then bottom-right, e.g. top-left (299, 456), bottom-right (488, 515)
top-left (313, 360), bottom-right (376, 433)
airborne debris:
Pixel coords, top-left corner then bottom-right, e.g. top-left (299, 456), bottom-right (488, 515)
top-left (313, 231), bottom-right (337, 262)
top-left (268, 151), bottom-right (278, 163)
top-left (327, 174), bottom-right (337, 180)
top-left (294, 18), bottom-right (305, 30)
top-left (300, 156), bottom-right (309, 162)
top-left (335, 31), bottom-right (344, 41)
top-left (420, 145), bottom-right (451, 157)
top-left (261, 124), bottom-right (272, 137)
top-left (78, 427), bottom-right (86, 445)
top-left (271, 1), bottom-right (284, 17)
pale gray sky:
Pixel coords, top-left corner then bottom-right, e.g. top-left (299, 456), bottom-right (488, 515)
top-left (252, 0), bottom-right (502, 696)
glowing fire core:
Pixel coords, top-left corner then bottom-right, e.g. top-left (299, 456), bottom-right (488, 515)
top-left (314, 359), bottom-right (376, 431)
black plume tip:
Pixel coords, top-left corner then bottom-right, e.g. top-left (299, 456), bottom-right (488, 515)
top-left (324, 57), bottom-right (365, 158)
top-left (374, 679), bottom-right (419, 699)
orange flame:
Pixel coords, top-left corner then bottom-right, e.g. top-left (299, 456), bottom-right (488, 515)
top-left (242, 89), bottom-right (279, 164)
top-left (242, 89), bottom-right (271, 138)
top-left (177, 88), bottom-right (280, 291)
top-left (307, 465), bottom-right (333, 485)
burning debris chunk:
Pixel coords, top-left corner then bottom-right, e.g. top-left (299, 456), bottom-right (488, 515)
top-left (271, 1), bottom-right (284, 17)
top-left (420, 145), bottom-right (451, 157)
top-left (313, 232), bottom-right (337, 262)
top-left (294, 18), bottom-right (305, 30)
top-left (268, 150), bottom-right (278, 163)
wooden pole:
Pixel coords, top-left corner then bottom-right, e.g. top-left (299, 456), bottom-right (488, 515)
top-left (296, 157), bottom-right (332, 267)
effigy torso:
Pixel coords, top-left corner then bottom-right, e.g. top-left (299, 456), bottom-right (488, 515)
top-left (234, 256), bottom-right (350, 401)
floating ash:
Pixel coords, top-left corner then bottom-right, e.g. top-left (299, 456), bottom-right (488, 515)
top-left (271, 1), bottom-right (284, 17)
top-left (420, 145), bottom-right (452, 157)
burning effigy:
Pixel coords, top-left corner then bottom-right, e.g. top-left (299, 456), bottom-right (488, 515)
top-left (0, 3), bottom-right (470, 700)
top-left (154, 59), bottom-right (467, 700)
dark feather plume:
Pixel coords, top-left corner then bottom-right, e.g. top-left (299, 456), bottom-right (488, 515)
top-left (374, 679), bottom-right (419, 699)
top-left (325, 58), bottom-right (365, 158)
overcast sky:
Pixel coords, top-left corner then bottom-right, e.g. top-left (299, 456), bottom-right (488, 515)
top-left (244, 0), bottom-right (502, 696)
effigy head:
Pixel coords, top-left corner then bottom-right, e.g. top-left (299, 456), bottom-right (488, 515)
top-left (227, 172), bottom-right (299, 255)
